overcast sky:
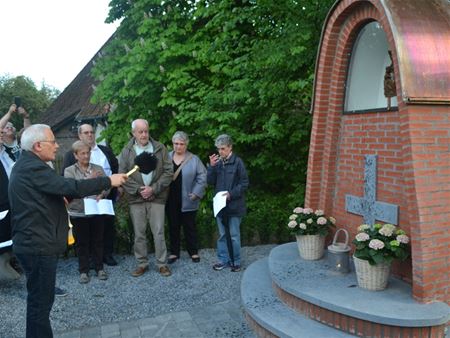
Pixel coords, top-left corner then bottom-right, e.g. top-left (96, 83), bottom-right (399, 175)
top-left (0, 0), bottom-right (119, 91)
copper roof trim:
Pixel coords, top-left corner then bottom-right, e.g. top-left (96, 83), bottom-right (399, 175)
top-left (311, 0), bottom-right (450, 114)
top-left (383, 0), bottom-right (450, 104)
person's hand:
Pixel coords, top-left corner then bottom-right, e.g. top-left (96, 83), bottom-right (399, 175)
top-left (209, 154), bottom-right (220, 167)
top-left (139, 186), bottom-right (154, 200)
top-left (223, 192), bottom-right (231, 201)
top-left (8, 104), bottom-right (16, 114)
top-left (17, 107), bottom-right (29, 119)
top-left (87, 170), bottom-right (102, 179)
top-left (188, 193), bottom-right (198, 201)
top-left (110, 174), bottom-right (128, 187)
top-left (95, 192), bottom-right (105, 201)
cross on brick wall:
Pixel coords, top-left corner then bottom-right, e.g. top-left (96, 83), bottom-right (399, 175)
top-left (345, 155), bottom-right (398, 228)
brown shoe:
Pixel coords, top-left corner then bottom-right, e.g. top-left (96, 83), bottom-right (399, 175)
top-left (131, 266), bottom-right (148, 277)
top-left (159, 265), bottom-right (171, 277)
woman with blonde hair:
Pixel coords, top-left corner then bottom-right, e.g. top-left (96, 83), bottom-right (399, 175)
top-left (64, 140), bottom-right (110, 283)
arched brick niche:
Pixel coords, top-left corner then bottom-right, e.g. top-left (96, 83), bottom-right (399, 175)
top-left (306, 0), bottom-right (450, 304)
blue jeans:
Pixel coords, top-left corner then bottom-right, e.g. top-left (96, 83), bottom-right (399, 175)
top-left (216, 216), bottom-right (241, 266)
top-left (16, 253), bottom-right (58, 338)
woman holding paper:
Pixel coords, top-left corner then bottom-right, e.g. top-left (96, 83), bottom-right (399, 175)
top-left (64, 140), bottom-right (109, 283)
top-left (166, 131), bottom-right (206, 264)
top-left (207, 134), bottom-right (249, 272)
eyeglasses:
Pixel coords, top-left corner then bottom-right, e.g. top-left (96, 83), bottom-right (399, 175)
top-left (173, 142), bottom-right (186, 146)
top-left (81, 131), bottom-right (94, 135)
top-left (39, 140), bottom-right (57, 144)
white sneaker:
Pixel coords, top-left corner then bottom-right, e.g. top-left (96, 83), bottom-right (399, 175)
top-left (97, 270), bottom-right (108, 280)
top-left (79, 273), bottom-right (90, 284)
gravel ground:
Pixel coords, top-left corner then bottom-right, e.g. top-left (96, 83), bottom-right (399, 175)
top-left (0, 244), bottom-right (276, 338)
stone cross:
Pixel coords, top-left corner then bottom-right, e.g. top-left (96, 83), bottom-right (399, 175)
top-left (345, 155), bottom-right (398, 228)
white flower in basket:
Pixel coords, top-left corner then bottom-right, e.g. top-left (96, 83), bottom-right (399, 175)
top-left (352, 223), bottom-right (410, 290)
top-left (287, 207), bottom-right (335, 260)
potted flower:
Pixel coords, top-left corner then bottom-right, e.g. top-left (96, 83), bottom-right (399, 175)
top-left (352, 223), bottom-right (410, 290)
top-left (288, 207), bottom-right (335, 260)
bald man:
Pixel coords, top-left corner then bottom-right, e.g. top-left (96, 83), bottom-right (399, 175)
top-left (9, 124), bottom-right (127, 338)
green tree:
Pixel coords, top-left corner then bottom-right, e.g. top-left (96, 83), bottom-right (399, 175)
top-left (93, 0), bottom-right (197, 149)
top-left (94, 0), bottom-right (333, 190)
top-left (0, 75), bottom-right (59, 128)
top-left (92, 0), bottom-right (335, 246)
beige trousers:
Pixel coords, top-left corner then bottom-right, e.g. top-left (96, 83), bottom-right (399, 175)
top-left (129, 202), bottom-right (167, 268)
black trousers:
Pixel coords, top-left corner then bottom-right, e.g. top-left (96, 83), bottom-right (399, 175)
top-left (167, 210), bottom-right (198, 257)
top-left (16, 253), bottom-right (58, 338)
top-left (71, 216), bottom-right (104, 273)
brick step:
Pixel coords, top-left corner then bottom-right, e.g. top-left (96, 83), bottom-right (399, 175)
top-left (241, 257), bottom-right (356, 338)
top-left (268, 242), bottom-right (449, 338)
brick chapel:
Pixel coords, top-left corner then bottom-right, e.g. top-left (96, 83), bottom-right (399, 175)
top-left (305, 0), bottom-right (449, 305)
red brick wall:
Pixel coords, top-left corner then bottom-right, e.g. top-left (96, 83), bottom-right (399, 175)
top-left (305, 0), bottom-right (449, 303)
top-left (401, 105), bottom-right (450, 302)
top-left (332, 111), bottom-right (412, 283)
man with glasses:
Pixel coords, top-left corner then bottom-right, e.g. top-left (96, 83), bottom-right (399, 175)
top-left (61, 124), bottom-right (119, 266)
top-left (9, 124), bottom-right (127, 338)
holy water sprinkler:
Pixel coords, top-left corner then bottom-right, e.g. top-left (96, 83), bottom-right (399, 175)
top-left (126, 152), bottom-right (158, 176)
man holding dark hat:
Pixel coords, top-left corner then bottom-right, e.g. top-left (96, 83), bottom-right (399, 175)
top-left (118, 119), bottom-right (173, 277)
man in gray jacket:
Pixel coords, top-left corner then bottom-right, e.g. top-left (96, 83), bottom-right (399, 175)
top-left (9, 124), bottom-right (127, 338)
top-left (118, 119), bottom-right (173, 277)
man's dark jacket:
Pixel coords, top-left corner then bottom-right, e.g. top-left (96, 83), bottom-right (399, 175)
top-left (0, 160), bottom-right (11, 252)
top-left (0, 148), bottom-right (15, 207)
top-left (61, 144), bottom-right (118, 199)
top-left (9, 151), bottom-right (111, 256)
top-left (0, 159), bottom-right (9, 208)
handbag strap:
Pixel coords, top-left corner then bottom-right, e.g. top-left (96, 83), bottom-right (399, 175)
top-left (173, 153), bottom-right (193, 181)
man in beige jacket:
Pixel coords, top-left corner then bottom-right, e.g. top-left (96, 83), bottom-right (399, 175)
top-left (118, 119), bottom-right (173, 277)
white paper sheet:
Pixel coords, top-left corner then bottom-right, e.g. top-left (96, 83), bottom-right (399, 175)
top-left (84, 199), bottom-right (115, 216)
top-left (0, 210), bottom-right (8, 220)
top-left (0, 240), bottom-right (12, 249)
top-left (213, 191), bottom-right (228, 217)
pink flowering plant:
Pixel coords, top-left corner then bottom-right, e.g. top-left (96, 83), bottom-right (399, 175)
top-left (287, 207), bottom-right (336, 236)
top-left (352, 223), bottom-right (410, 265)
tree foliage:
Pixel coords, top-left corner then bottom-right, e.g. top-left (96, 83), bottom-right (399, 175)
top-left (92, 0), bottom-right (334, 194)
top-left (0, 75), bottom-right (59, 128)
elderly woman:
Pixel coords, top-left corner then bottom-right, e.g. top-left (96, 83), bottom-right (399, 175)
top-left (207, 134), bottom-right (249, 272)
top-left (166, 131), bottom-right (206, 264)
top-left (64, 140), bottom-right (109, 283)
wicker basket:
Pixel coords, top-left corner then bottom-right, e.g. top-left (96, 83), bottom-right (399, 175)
top-left (295, 235), bottom-right (325, 260)
top-left (353, 256), bottom-right (391, 291)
